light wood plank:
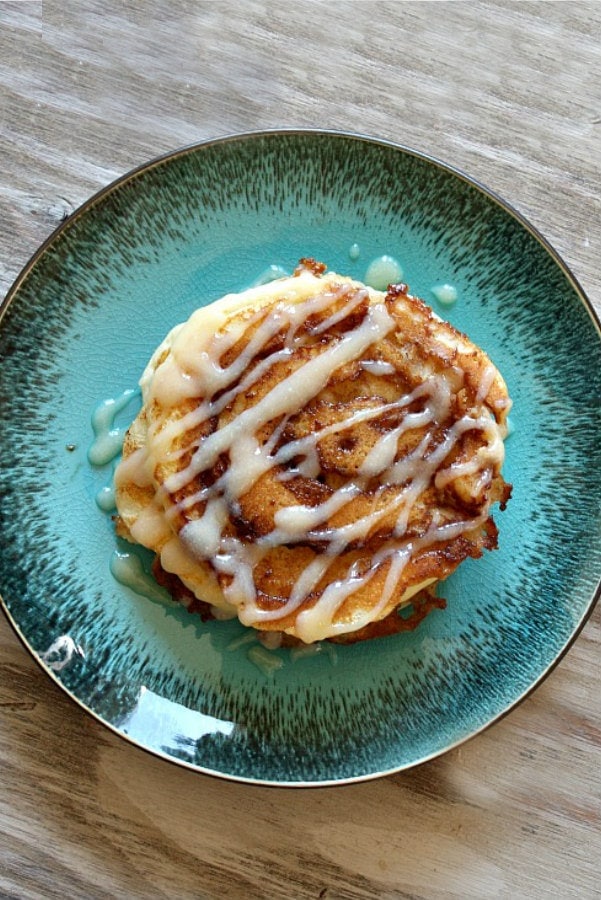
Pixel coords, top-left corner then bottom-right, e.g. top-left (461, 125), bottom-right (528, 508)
top-left (1, 2), bottom-right (600, 897)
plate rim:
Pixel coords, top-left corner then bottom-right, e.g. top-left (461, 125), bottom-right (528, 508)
top-left (3, 127), bottom-right (600, 336)
top-left (1, 127), bottom-right (600, 787)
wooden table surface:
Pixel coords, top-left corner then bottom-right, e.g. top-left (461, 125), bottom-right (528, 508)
top-left (1, 3), bottom-right (600, 898)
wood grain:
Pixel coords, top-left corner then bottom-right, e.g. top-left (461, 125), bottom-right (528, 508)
top-left (1, 2), bottom-right (600, 898)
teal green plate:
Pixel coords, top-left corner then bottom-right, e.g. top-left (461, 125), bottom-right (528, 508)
top-left (1, 131), bottom-right (600, 786)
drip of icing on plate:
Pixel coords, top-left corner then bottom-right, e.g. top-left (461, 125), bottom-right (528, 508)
top-left (88, 389), bottom-right (139, 466)
top-left (364, 255), bottom-right (403, 291)
top-left (110, 550), bottom-right (172, 604)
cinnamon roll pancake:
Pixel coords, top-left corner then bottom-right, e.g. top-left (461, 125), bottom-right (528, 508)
top-left (114, 259), bottom-right (512, 644)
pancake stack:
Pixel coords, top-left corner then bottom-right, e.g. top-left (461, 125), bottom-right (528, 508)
top-left (114, 260), bottom-right (511, 644)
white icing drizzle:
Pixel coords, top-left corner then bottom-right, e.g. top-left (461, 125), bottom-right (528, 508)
top-left (122, 274), bottom-right (506, 643)
top-left (360, 359), bottom-right (396, 376)
top-left (476, 363), bottom-right (497, 403)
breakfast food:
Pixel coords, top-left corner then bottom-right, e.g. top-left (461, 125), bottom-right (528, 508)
top-left (114, 259), bottom-right (511, 644)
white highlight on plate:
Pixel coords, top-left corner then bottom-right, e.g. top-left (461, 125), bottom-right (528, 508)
top-left (40, 634), bottom-right (85, 671)
top-left (121, 686), bottom-right (236, 750)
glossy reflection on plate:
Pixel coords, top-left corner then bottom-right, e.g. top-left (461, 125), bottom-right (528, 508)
top-left (1, 131), bottom-right (600, 786)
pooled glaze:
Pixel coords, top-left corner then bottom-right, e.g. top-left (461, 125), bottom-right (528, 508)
top-left (88, 389), bottom-right (138, 466)
top-left (95, 482), bottom-right (116, 512)
top-left (110, 549), bottom-right (172, 604)
top-left (364, 255), bottom-right (403, 291)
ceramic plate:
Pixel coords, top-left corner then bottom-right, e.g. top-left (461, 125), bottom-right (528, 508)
top-left (1, 131), bottom-right (600, 786)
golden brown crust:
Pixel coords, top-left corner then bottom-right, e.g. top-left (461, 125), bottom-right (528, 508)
top-left (149, 555), bottom-right (447, 644)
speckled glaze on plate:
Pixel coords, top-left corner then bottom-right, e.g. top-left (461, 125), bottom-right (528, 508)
top-left (1, 131), bottom-right (600, 786)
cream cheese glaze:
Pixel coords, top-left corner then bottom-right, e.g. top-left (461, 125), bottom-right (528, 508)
top-left (114, 264), bottom-right (511, 644)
